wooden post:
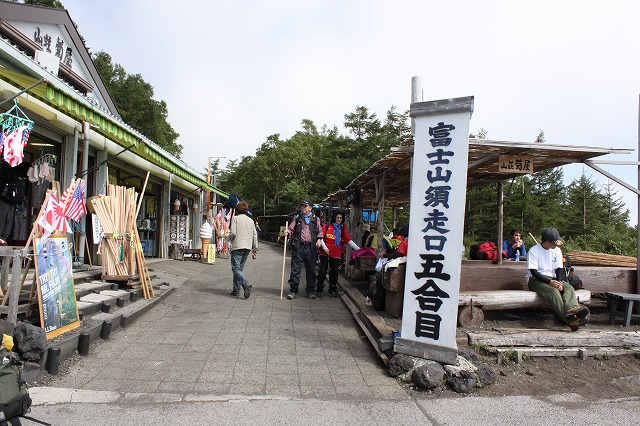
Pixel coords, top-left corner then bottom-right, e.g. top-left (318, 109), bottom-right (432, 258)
top-left (497, 180), bottom-right (504, 265)
top-left (6, 251), bottom-right (22, 324)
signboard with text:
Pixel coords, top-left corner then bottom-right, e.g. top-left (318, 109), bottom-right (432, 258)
top-left (34, 236), bottom-right (80, 340)
top-left (396, 96), bottom-right (474, 364)
top-left (498, 155), bottom-right (533, 174)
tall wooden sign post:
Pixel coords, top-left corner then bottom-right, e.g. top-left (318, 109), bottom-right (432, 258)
top-left (395, 96), bottom-right (474, 364)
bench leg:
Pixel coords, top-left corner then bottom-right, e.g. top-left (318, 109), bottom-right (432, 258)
top-left (624, 301), bottom-right (634, 327)
top-left (608, 296), bottom-right (618, 325)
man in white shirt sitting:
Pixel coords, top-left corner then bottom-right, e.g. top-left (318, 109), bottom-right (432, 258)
top-left (527, 228), bottom-right (589, 331)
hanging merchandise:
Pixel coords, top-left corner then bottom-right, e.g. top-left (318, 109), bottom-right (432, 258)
top-left (27, 153), bottom-right (56, 184)
top-left (0, 99), bottom-right (34, 167)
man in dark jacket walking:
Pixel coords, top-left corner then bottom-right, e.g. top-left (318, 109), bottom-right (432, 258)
top-left (285, 200), bottom-right (323, 299)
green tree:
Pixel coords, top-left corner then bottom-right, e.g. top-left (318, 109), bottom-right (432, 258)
top-left (21, 0), bottom-right (65, 8)
top-left (93, 52), bottom-right (182, 157)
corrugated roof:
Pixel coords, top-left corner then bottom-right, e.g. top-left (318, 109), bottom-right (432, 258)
top-left (323, 139), bottom-right (634, 208)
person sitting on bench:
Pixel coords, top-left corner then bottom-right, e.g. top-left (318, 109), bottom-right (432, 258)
top-left (503, 228), bottom-right (527, 260)
top-left (526, 227), bottom-right (589, 331)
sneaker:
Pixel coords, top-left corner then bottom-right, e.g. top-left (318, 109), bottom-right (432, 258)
top-left (316, 291), bottom-right (324, 298)
top-left (287, 292), bottom-right (297, 300)
top-left (329, 290), bottom-right (338, 298)
top-left (564, 305), bottom-right (590, 325)
top-left (244, 285), bottom-right (252, 299)
top-left (308, 292), bottom-right (317, 299)
top-left (230, 291), bottom-right (239, 297)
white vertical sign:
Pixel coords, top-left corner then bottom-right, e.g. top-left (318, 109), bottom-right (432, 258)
top-left (396, 97), bottom-right (473, 364)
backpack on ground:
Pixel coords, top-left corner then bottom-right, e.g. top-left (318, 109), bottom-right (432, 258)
top-left (0, 348), bottom-right (30, 425)
top-left (563, 255), bottom-right (584, 290)
top-left (0, 347), bottom-right (49, 426)
top-left (469, 241), bottom-right (506, 261)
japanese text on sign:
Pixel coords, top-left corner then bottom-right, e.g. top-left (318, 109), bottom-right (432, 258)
top-left (498, 155), bottom-right (533, 174)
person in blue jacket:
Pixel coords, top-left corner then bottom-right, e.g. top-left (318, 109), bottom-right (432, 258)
top-left (503, 229), bottom-right (527, 260)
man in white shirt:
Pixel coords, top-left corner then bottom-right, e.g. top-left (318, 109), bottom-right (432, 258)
top-left (527, 228), bottom-right (589, 331)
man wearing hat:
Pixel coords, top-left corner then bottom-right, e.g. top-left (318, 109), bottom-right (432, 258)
top-left (285, 200), bottom-right (323, 299)
top-left (526, 228), bottom-right (590, 331)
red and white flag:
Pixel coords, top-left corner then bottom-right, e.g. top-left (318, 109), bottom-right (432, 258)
top-left (37, 194), bottom-right (58, 240)
top-left (53, 195), bottom-right (71, 234)
top-left (63, 179), bottom-right (87, 222)
top-left (59, 179), bottom-right (76, 207)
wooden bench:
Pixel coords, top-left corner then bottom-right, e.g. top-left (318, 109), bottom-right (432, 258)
top-left (606, 292), bottom-right (640, 327)
top-left (182, 248), bottom-right (202, 260)
top-left (458, 289), bottom-right (591, 326)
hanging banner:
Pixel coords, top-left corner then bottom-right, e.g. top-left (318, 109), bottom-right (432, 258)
top-left (396, 96), bottom-right (474, 364)
top-left (34, 235), bottom-right (80, 340)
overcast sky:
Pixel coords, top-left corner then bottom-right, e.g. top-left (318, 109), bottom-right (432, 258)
top-left (62, 0), bottom-right (640, 224)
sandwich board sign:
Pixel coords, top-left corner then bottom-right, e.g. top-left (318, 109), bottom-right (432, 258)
top-left (34, 235), bottom-right (80, 340)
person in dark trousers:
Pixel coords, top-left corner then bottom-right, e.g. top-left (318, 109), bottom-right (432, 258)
top-left (317, 211), bottom-right (359, 297)
top-left (527, 227), bottom-right (589, 331)
top-left (285, 200), bottom-right (323, 299)
top-left (227, 201), bottom-right (258, 299)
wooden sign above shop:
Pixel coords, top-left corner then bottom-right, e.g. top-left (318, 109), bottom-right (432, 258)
top-left (498, 155), bottom-right (533, 174)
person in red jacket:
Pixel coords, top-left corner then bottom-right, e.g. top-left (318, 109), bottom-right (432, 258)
top-left (317, 211), bottom-right (360, 297)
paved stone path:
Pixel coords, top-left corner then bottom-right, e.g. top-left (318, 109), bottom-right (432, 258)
top-left (46, 243), bottom-right (406, 400)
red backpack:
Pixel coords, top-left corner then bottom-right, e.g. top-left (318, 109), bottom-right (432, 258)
top-left (469, 241), bottom-right (507, 260)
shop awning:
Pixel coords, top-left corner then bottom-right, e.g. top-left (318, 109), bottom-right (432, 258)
top-left (0, 66), bottom-right (228, 198)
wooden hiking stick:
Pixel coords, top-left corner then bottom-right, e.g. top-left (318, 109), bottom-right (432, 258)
top-left (280, 222), bottom-right (288, 300)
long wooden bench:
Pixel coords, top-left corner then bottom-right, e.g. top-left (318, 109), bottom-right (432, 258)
top-left (459, 289), bottom-right (591, 310)
top-left (382, 260), bottom-right (610, 324)
top-left (457, 289), bottom-right (592, 326)
top-left (460, 260), bottom-right (636, 294)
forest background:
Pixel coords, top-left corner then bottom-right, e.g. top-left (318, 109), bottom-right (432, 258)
top-left (22, 0), bottom-right (637, 258)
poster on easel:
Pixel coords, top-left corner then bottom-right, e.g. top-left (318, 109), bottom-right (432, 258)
top-left (34, 235), bottom-right (80, 340)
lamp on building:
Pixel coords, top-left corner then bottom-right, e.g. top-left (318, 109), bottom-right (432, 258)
top-left (174, 199), bottom-right (181, 211)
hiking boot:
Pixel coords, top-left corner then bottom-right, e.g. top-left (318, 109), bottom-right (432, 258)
top-left (230, 291), bottom-right (239, 297)
top-left (329, 290), bottom-right (338, 298)
top-left (564, 305), bottom-right (589, 325)
top-left (244, 285), bottom-right (252, 299)
top-left (569, 315), bottom-right (589, 331)
top-left (286, 292), bottom-right (297, 300)
top-left (308, 292), bottom-right (317, 299)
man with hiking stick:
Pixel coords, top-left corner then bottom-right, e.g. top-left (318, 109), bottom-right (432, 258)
top-left (284, 200), bottom-right (323, 300)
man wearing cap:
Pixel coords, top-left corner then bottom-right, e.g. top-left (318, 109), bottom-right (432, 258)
top-left (285, 200), bottom-right (323, 299)
top-left (526, 228), bottom-right (590, 331)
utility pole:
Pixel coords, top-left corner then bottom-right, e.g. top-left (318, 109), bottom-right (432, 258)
top-left (207, 157), bottom-right (226, 219)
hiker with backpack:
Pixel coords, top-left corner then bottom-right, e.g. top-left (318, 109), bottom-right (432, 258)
top-left (285, 200), bottom-right (323, 300)
top-left (227, 201), bottom-right (258, 299)
top-left (316, 211), bottom-right (359, 298)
